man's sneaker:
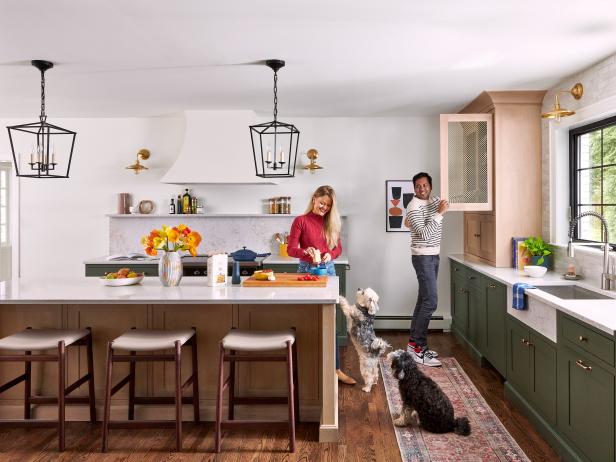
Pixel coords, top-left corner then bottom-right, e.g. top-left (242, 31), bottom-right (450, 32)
top-left (411, 347), bottom-right (442, 367)
top-left (407, 342), bottom-right (439, 358)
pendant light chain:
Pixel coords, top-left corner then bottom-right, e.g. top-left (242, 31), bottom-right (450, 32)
top-left (273, 70), bottom-right (278, 122)
top-left (39, 68), bottom-right (46, 121)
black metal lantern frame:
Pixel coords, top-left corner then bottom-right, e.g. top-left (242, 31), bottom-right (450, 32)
top-left (7, 60), bottom-right (76, 178)
top-left (250, 59), bottom-right (300, 178)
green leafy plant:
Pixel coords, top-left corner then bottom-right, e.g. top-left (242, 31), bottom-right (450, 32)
top-left (521, 236), bottom-right (552, 265)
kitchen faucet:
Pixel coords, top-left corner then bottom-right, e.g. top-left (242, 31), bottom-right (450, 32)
top-left (568, 211), bottom-right (614, 290)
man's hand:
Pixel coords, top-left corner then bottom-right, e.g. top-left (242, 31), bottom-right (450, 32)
top-left (437, 199), bottom-right (449, 215)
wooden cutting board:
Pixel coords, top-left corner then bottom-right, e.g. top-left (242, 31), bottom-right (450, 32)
top-left (242, 273), bottom-right (328, 287)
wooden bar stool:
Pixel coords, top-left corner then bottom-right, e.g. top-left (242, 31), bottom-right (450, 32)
top-left (215, 328), bottom-right (299, 453)
top-left (0, 327), bottom-right (96, 451)
top-left (101, 328), bottom-right (199, 452)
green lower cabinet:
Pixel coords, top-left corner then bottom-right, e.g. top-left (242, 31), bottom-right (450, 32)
top-left (506, 316), bottom-right (532, 396)
top-left (468, 279), bottom-right (487, 352)
top-left (557, 344), bottom-right (615, 462)
top-left (266, 263), bottom-right (349, 346)
top-left (484, 280), bottom-right (506, 376)
top-left (452, 275), bottom-right (469, 337)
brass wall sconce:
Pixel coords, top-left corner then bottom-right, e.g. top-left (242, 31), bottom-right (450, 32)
top-left (126, 149), bottom-right (150, 174)
top-left (541, 83), bottom-right (584, 121)
top-left (303, 148), bottom-right (323, 173)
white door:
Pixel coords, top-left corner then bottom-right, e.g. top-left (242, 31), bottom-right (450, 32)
top-left (0, 162), bottom-right (11, 281)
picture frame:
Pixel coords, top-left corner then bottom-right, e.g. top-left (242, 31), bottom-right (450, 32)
top-left (386, 180), bottom-right (414, 232)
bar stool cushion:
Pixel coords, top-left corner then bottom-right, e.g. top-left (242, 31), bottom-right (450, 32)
top-left (111, 329), bottom-right (195, 351)
top-left (222, 329), bottom-right (296, 351)
top-left (0, 329), bottom-right (90, 351)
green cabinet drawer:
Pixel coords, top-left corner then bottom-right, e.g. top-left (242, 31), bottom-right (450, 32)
top-left (561, 314), bottom-right (615, 366)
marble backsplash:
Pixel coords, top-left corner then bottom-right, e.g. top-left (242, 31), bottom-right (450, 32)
top-left (552, 244), bottom-right (616, 290)
top-left (109, 215), bottom-right (349, 257)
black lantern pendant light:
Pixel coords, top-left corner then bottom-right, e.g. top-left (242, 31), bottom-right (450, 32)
top-left (7, 60), bottom-right (76, 178)
top-left (250, 59), bottom-right (299, 178)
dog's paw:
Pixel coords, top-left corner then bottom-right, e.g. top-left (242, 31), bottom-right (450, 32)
top-left (410, 410), bottom-right (419, 426)
top-left (361, 384), bottom-right (373, 393)
top-left (393, 415), bottom-right (407, 427)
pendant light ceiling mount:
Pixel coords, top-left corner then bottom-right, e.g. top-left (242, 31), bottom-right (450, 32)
top-left (250, 58), bottom-right (300, 178)
top-left (7, 59), bottom-right (77, 178)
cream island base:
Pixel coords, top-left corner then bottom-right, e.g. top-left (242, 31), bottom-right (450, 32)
top-left (0, 277), bottom-right (339, 442)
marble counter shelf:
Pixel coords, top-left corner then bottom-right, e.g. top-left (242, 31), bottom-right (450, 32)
top-left (107, 214), bottom-right (302, 218)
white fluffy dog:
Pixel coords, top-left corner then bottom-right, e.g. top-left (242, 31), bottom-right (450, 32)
top-left (340, 288), bottom-right (390, 392)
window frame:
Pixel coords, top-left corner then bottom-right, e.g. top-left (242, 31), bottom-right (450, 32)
top-left (569, 114), bottom-right (616, 248)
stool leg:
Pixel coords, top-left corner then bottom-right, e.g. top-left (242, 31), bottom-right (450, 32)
top-left (286, 341), bottom-right (296, 453)
top-left (86, 328), bottom-right (96, 424)
top-left (190, 331), bottom-right (200, 423)
top-left (128, 350), bottom-right (136, 420)
top-left (292, 341), bottom-right (299, 424)
top-left (214, 343), bottom-right (224, 453)
top-left (174, 340), bottom-right (182, 452)
top-left (58, 341), bottom-right (66, 452)
top-left (102, 342), bottom-right (113, 453)
top-left (228, 349), bottom-right (235, 421)
top-left (24, 351), bottom-right (31, 419)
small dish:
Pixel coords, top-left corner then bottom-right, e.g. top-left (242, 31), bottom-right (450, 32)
top-left (524, 265), bottom-right (547, 278)
top-left (563, 273), bottom-right (583, 281)
top-left (139, 200), bottom-right (155, 214)
top-left (99, 275), bottom-right (144, 286)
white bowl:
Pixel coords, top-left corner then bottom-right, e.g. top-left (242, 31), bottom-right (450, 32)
top-left (524, 265), bottom-right (547, 278)
top-left (99, 275), bottom-right (144, 286)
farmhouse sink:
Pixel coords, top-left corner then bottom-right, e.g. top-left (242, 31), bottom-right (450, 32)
top-left (537, 285), bottom-right (612, 300)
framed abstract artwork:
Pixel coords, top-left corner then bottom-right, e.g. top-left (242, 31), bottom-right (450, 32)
top-left (386, 180), bottom-right (414, 232)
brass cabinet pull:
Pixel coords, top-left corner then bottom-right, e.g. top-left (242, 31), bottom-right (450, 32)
top-left (519, 338), bottom-right (532, 347)
top-left (575, 359), bottom-right (592, 371)
top-left (474, 233), bottom-right (481, 238)
top-left (488, 283), bottom-right (496, 289)
top-left (579, 336), bottom-right (588, 342)
top-left (454, 268), bottom-right (459, 272)
top-left (468, 276), bottom-right (476, 280)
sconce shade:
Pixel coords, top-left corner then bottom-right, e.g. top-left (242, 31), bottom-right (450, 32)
top-left (542, 83), bottom-right (583, 121)
top-left (7, 60), bottom-right (76, 178)
top-left (126, 149), bottom-right (150, 174)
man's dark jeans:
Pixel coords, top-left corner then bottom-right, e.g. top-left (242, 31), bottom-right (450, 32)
top-left (410, 255), bottom-right (440, 348)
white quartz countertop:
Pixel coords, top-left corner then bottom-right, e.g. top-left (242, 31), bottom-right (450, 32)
top-left (449, 254), bottom-right (616, 335)
top-left (0, 276), bottom-right (339, 305)
top-left (84, 255), bottom-right (350, 266)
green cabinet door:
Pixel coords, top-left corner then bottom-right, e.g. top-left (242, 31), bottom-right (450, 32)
top-left (506, 316), bottom-right (531, 396)
top-left (529, 331), bottom-right (557, 425)
top-left (468, 281), bottom-right (487, 353)
top-left (558, 346), bottom-right (615, 462)
top-left (485, 280), bottom-right (506, 376)
top-left (452, 277), bottom-right (469, 338)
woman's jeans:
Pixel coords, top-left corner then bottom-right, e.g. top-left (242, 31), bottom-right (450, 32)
top-left (298, 261), bottom-right (341, 369)
top-left (410, 255), bottom-right (439, 348)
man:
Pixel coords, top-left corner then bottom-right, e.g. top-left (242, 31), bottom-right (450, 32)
top-left (404, 172), bottom-right (448, 367)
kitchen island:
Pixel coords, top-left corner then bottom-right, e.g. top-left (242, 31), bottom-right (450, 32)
top-left (0, 276), bottom-right (339, 442)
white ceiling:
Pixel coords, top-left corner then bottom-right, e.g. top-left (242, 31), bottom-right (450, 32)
top-left (1, 0), bottom-right (615, 118)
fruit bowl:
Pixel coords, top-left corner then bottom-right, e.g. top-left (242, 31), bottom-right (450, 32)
top-left (99, 275), bottom-right (144, 286)
top-left (524, 265), bottom-right (547, 278)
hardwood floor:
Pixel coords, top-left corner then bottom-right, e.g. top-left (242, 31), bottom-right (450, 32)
top-left (0, 331), bottom-right (560, 461)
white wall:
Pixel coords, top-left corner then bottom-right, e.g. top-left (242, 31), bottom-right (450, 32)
top-left (542, 53), bottom-right (616, 287)
top-left (0, 114), bottom-right (463, 324)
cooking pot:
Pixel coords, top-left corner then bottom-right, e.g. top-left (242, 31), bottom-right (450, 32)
top-left (229, 246), bottom-right (271, 262)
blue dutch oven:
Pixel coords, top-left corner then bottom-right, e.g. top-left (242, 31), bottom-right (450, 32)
top-left (229, 246), bottom-right (271, 262)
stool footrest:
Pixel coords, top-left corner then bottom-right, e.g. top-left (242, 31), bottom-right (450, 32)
top-left (0, 373), bottom-right (26, 394)
top-left (133, 396), bottom-right (195, 405)
top-left (233, 396), bottom-right (288, 405)
top-left (30, 396), bottom-right (90, 405)
top-left (108, 420), bottom-right (176, 429)
top-left (0, 420), bottom-right (59, 428)
top-left (222, 420), bottom-right (291, 426)
top-left (112, 354), bottom-right (175, 362)
top-left (0, 354), bottom-right (58, 362)
top-left (225, 354), bottom-right (287, 362)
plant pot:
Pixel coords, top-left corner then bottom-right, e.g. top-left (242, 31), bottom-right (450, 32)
top-left (158, 251), bottom-right (183, 286)
top-left (530, 255), bottom-right (550, 268)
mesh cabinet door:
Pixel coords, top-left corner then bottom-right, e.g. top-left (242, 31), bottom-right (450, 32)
top-left (440, 114), bottom-right (493, 211)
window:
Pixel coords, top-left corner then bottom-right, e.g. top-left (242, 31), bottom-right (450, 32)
top-left (570, 115), bottom-right (616, 245)
top-left (0, 164), bottom-right (9, 247)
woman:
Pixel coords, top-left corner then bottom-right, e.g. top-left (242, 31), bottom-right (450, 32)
top-left (287, 185), bottom-right (356, 385)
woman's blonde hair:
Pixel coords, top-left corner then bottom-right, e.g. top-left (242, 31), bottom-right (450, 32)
top-left (305, 185), bottom-right (341, 250)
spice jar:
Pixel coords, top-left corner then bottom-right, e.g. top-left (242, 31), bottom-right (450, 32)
top-left (269, 198), bottom-right (277, 214)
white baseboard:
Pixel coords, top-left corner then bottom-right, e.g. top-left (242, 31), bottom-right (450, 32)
top-left (374, 317), bottom-right (452, 332)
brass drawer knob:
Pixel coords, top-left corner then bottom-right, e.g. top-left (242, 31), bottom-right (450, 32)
top-left (579, 336), bottom-right (588, 342)
top-left (575, 359), bottom-right (592, 372)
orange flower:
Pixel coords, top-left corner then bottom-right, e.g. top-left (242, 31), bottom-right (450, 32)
top-left (186, 231), bottom-right (202, 247)
top-left (166, 227), bottom-right (180, 243)
top-left (145, 246), bottom-right (157, 256)
top-left (188, 246), bottom-right (197, 257)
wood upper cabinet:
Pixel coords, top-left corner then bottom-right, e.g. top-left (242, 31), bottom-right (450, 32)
top-left (440, 113), bottom-right (493, 212)
top-left (442, 91), bottom-right (546, 266)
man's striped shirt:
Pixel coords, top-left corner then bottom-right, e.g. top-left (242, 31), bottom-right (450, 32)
top-left (405, 196), bottom-right (443, 255)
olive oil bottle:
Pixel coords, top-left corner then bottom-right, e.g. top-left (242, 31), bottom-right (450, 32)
top-left (182, 189), bottom-right (192, 214)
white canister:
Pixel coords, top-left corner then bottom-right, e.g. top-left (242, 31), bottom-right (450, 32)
top-left (207, 253), bottom-right (228, 286)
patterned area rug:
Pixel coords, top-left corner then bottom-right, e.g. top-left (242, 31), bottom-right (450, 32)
top-left (380, 357), bottom-right (530, 462)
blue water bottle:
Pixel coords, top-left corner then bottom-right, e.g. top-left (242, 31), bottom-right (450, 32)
top-left (232, 260), bottom-right (241, 285)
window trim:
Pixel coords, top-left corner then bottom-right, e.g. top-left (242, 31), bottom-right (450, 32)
top-left (569, 114), bottom-right (616, 248)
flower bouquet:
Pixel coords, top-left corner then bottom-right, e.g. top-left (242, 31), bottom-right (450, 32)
top-left (140, 224), bottom-right (202, 286)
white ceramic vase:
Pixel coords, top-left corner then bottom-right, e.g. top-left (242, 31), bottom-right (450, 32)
top-left (158, 251), bottom-right (183, 286)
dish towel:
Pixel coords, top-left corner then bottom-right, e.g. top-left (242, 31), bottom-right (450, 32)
top-left (512, 282), bottom-right (536, 310)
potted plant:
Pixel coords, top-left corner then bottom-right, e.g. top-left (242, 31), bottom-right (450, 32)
top-left (520, 236), bottom-right (552, 268)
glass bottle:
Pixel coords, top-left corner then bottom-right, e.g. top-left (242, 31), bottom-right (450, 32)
top-left (269, 198), bottom-right (276, 214)
top-left (182, 189), bottom-right (191, 214)
top-left (177, 194), bottom-right (183, 214)
top-left (169, 198), bottom-right (176, 214)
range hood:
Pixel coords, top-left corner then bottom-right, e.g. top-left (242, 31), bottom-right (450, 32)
top-left (161, 110), bottom-right (276, 184)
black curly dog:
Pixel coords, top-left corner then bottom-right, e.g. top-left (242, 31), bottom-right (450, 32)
top-left (388, 349), bottom-right (471, 436)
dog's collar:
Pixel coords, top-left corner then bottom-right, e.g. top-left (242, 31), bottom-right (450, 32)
top-left (355, 303), bottom-right (375, 319)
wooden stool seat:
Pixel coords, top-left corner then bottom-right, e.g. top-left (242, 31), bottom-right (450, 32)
top-left (112, 329), bottom-right (196, 351)
top-left (101, 328), bottom-right (200, 453)
top-left (221, 329), bottom-right (296, 351)
top-left (215, 328), bottom-right (299, 453)
top-left (0, 327), bottom-right (96, 451)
